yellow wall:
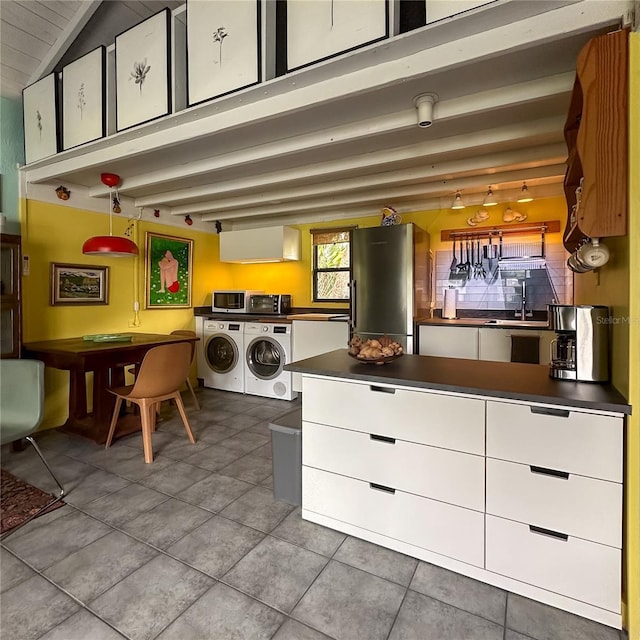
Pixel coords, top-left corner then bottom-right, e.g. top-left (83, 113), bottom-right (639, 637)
top-left (624, 30), bottom-right (639, 640)
top-left (571, 31), bottom-right (638, 638)
top-left (21, 199), bottom-right (231, 427)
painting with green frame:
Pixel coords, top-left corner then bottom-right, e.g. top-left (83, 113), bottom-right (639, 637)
top-left (145, 232), bottom-right (193, 308)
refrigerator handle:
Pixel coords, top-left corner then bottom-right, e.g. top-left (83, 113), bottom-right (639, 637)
top-left (350, 279), bottom-right (356, 331)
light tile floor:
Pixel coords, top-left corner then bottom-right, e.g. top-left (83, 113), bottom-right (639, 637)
top-left (0, 388), bottom-right (628, 640)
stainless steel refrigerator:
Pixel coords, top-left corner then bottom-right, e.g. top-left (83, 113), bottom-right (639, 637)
top-left (350, 223), bottom-right (430, 353)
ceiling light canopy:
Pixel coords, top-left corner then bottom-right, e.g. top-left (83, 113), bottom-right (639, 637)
top-left (82, 173), bottom-right (139, 257)
top-left (483, 186), bottom-right (498, 207)
top-left (451, 191), bottom-right (465, 210)
top-left (413, 93), bottom-right (438, 128)
top-left (517, 182), bottom-right (534, 203)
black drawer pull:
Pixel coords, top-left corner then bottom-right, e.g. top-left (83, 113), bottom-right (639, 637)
top-left (369, 482), bottom-right (396, 495)
top-left (529, 525), bottom-right (568, 541)
top-left (369, 385), bottom-right (396, 394)
top-left (530, 406), bottom-right (570, 418)
top-left (370, 434), bottom-right (396, 444)
top-left (530, 465), bottom-right (570, 480)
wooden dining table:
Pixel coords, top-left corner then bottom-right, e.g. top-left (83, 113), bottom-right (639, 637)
top-left (22, 333), bottom-right (199, 445)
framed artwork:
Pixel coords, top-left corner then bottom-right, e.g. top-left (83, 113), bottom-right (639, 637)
top-left (115, 8), bottom-right (171, 132)
top-left (145, 232), bottom-right (193, 308)
top-left (62, 47), bottom-right (106, 150)
top-left (286, 0), bottom-right (388, 72)
top-left (50, 263), bottom-right (109, 306)
top-left (186, 0), bottom-right (261, 106)
top-left (22, 73), bottom-right (58, 164)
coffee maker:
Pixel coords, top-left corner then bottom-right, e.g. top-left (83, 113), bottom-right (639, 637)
top-left (548, 304), bottom-right (609, 382)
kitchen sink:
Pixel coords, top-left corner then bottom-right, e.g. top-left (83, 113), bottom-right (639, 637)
top-left (484, 319), bottom-right (549, 328)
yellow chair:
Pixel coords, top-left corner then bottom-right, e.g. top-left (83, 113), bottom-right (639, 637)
top-left (0, 360), bottom-right (65, 539)
top-left (127, 330), bottom-right (200, 411)
top-left (106, 342), bottom-right (196, 463)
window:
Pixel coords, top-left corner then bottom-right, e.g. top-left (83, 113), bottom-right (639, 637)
top-left (311, 227), bottom-right (354, 302)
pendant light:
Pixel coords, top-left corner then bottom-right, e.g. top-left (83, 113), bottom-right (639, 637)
top-left (517, 182), bottom-right (533, 203)
top-left (451, 191), bottom-right (465, 210)
top-left (483, 186), bottom-right (498, 207)
top-left (82, 173), bottom-right (139, 257)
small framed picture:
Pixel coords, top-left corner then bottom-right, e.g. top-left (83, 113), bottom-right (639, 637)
top-left (286, 0), bottom-right (388, 72)
top-left (186, 0), bottom-right (261, 106)
top-left (22, 73), bottom-right (59, 164)
top-left (50, 263), bottom-right (109, 306)
top-left (145, 232), bottom-right (193, 308)
top-left (115, 8), bottom-right (171, 131)
top-left (62, 46), bottom-right (106, 150)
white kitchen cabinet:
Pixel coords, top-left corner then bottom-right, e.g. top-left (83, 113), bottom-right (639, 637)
top-left (291, 320), bottom-right (348, 392)
top-left (302, 376), bottom-right (486, 567)
top-left (478, 328), bottom-right (556, 364)
top-left (418, 325), bottom-right (479, 359)
top-left (479, 328), bottom-right (555, 365)
top-left (485, 398), bottom-right (623, 617)
top-left (219, 226), bottom-right (300, 263)
top-left (300, 373), bottom-right (625, 629)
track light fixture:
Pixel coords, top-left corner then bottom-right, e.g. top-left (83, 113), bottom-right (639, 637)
top-left (413, 93), bottom-right (438, 128)
top-left (483, 186), bottom-right (498, 207)
top-left (517, 182), bottom-right (533, 203)
top-left (451, 191), bottom-right (465, 210)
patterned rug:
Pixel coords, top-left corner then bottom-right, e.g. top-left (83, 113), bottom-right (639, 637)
top-left (0, 469), bottom-right (64, 535)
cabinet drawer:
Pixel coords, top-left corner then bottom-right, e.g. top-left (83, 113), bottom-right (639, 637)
top-left (486, 515), bottom-right (621, 613)
top-left (304, 422), bottom-right (484, 511)
top-left (486, 401), bottom-right (622, 482)
top-left (303, 377), bottom-right (485, 455)
top-left (418, 326), bottom-right (479, 359)
top-left (303, 466), bottom-right (484, 567)
top-left (486, 458), bottom-right (622, 548)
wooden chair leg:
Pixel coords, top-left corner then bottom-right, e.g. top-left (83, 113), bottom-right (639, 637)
top-left (173, 393), bottom-right (196, 444)
top-left (185, 378), bottom-right (200, 411)
top-left (105, 397), bottom-right (123, 449)
top-left (140, 400), bottom-right (154, 464)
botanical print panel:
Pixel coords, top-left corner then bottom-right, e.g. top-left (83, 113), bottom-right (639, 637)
top-left (286, 0), bottom-right (387, 71)
top-left (187, 0), bottom-right (260, 106)
top-left (115, 9), bottom-right (171, 131)
top-left (22, 74), bottom-right (58, 164)
top-left (62, 47), bottom-right (105, 150)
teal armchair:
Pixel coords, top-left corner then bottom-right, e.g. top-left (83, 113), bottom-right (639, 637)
top-left (0, 360), bottom-right (65, 539)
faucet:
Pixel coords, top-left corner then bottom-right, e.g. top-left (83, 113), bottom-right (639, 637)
top-left (516, 280), bottom-right (530, 320)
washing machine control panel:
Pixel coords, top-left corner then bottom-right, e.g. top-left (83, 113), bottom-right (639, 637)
top-left (262, 325), bottom-right (270, 333)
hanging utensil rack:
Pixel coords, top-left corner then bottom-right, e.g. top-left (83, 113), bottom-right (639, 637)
top-left (441, 221), bottom-right (560, 264)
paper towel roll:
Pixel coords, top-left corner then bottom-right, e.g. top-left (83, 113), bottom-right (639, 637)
top-left (443, 288), bottom-right (457, 319)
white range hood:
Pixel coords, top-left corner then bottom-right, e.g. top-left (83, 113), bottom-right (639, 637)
top-left (219, 226), bottom-right (301, 263)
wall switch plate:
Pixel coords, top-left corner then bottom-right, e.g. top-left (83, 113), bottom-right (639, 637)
top-left (22, 255), bottom-right (30, 275)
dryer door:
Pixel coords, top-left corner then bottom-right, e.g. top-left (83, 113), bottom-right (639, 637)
top-left (246, 336), bottom-right (283, 380)
top-left (205, 334), bottom-right (239, 373)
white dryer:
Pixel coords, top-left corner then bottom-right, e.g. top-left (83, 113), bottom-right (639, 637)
top-left (197, 319), bottom-right (245, 392)
top-left (244, 322), bottom-right (297, 400)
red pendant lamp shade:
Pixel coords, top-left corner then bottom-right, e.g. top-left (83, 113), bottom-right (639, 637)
top-left (82, 173), bottom-right (139, 257)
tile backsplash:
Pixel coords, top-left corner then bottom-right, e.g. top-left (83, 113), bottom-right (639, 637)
top-left (434, 236), bottom-right (573, 313)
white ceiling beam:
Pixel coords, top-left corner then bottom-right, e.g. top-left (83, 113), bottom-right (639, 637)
top-left (200, 166), bottom-right (565, 222)
top-left (24, 0), bottom-right (622, 184)
top-left (170, 146), bottom-right (567, 216)
top-left (28, 0), bottom-right (102, 84)
top-left (227, 182), bottom-right (567, 231)
top-left (107, 72), bottom-right (573, 201)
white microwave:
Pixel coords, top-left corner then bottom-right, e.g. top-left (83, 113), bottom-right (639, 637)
top-left (212, 290), bottom-right (263, 313)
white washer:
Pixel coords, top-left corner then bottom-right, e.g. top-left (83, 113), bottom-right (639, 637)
top-left (197, 319), bottom-right (245, 392)
top-left (244, 322), bottom-right (298, 400)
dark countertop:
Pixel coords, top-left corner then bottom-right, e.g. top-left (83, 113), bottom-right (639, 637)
top-left (417, 317), bottom-right (550, 329)
top-left (285, 349), bottom-right (631, 415)
top-left (194, 307), bottom-right (349, 322)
